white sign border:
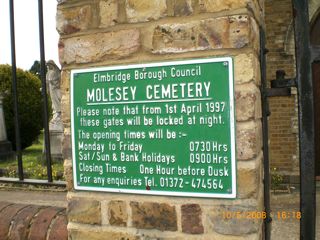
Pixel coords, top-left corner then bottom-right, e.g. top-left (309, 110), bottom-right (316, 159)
top-left (70, 57), bottom-right (236, 199)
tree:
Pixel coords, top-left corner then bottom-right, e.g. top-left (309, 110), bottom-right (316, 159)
top-left (0, 64), bottom-right (44, 149)
top-left (29, 60), bottom-right (49, 79)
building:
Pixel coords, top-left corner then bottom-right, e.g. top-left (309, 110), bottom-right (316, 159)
top-left (265, 0), bottom-right (320, 181)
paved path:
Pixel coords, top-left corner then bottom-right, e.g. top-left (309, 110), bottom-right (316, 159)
top-left (270, 191), bottom-right (320, 239)
top-left (0, 189), bottom-right (67, 208)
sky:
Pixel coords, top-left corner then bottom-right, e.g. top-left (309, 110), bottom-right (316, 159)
top-left (0, 0), bottom-right (60, 70)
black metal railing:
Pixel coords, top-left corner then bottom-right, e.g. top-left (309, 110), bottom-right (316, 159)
top-left (292, 0), bottom-right (316, 239)
top-left (261, 1), bottom-right (316, 239)
top-left (260, 27), bottom-right (272, 240)
top-left (0, 0), bottom-right (65, 187)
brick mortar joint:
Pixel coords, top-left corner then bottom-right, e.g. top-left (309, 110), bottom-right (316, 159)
top-left (174, 203), bottom-right (182, 232)
top-left (58, 8), bottom-right (254, 40)
top-left (45, 210), bottom-right (66, 240)
top-left (60, 47), bottom-right (258, 71)
top-left (237, 151), bottom-right (263, 166)
top-left (68, 222), bottom-right (145, 234)
top-left (126, 200), bottom-right (133, 227)
top-left (57, 0), bottom-right (95, 10)
top-left (0, 202), bottom-right (14, 213)
top-left (26, 206), bottom-right (47, 240)
top-left (65, 192), bottom-right (259, 209)
top-left (6, 205), bottom-right (30, 239)
top-left (237, 119), bottom-right (262, 128)
top-left (236, 118), bottom-right (262, 124)
top-left (235, 80), bottom-right (262, 90)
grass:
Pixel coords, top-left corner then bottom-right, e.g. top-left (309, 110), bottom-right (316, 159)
top-left (0, 131), bottom-right (64, 181)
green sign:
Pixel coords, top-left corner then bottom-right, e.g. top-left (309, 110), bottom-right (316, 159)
top-left (71, 57), bottom-right (236, 198)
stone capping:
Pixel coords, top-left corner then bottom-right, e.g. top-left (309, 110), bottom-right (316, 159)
top-left (0, 202), bottom-right (67, 240)
top-left (59, 14), bottom-right (259, 65)
top-left (57, 4), bottom-right (257, 38)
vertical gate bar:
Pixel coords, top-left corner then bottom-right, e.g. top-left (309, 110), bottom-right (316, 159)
top-left (260, 27), bottom-right (272, 240)
top-left (292, 0), bottom-right (316, 239)
top-left (38, 0), bottom-right (53, 182)
top-left (9, 0), bottom-right (23, 180)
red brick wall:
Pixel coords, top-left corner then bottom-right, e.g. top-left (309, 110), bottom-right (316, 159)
top-left (0, 202), bottom-right (67, 240)
top-left (265, 0), bottom-right (298, 173)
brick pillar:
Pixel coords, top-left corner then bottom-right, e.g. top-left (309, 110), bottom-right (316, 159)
top-left (59, 0), bottom-right (264, 239)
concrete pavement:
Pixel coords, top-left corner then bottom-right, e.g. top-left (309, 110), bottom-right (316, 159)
top-left (0, 187), bottom-right (319, 239)
top-left (270, 191), bottom-right (320, 240)
top-left (0, 188), bottom-right (67, 208)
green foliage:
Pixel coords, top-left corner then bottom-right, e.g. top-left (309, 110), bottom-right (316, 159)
top-left (0, 64), bottom-right (43, 149)
top-left (3, 163), bottom-right (64, 181)
top-left (29, 60), bottom-right (41, 78)
top-left (29, 60), bottom-right (47, 79)
top-left (0, 132), bottom-right (64, 181)
top-left (271, 167), bottom-right (284, 192)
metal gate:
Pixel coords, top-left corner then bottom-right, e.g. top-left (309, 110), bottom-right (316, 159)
top-left (0, 0), bottom-right (65, 187)
top-left (261, 0), bottom-right (316, 239)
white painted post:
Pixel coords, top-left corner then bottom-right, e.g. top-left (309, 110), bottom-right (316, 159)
top-left (0, 94), bottom-right (7, 142)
